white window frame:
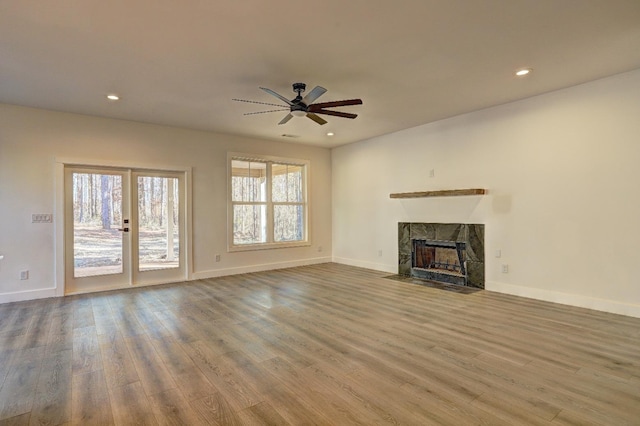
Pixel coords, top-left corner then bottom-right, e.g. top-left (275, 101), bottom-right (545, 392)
top-left (228, 152), bottom-right (310, 252)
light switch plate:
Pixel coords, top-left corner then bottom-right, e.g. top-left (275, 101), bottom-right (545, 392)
top-left (32, 214), bottom-right (52, 223)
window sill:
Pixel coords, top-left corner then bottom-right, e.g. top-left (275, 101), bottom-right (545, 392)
top-left (228, 240), bottom-right (311, 253)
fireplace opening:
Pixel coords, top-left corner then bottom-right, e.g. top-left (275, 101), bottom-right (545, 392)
top-left (412, 239), bottom-right (466, 275)
top-left (411, 239), bottom-right (467, 285)
top-left (399, 223), bottom-right (484, 289)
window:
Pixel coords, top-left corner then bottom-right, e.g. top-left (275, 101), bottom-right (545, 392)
top-left (229, 154), bottom-right (309, 250)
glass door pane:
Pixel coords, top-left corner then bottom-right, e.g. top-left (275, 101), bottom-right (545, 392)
top-left (72, 172), bottom-right (124, 278)
top-left (137, 176), bottom-right (180, 271)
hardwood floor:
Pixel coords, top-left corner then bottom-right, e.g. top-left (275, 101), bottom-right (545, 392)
top-left (1, 263), bottom-right (639, 425)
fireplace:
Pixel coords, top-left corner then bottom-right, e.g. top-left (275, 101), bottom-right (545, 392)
top-left (399, 223), bottom-right (484, 288)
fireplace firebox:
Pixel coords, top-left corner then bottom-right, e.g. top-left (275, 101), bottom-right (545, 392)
top-left (399, 223), bottom-right (484, 288)
top-left (411, 239), bottom-right (467, 286)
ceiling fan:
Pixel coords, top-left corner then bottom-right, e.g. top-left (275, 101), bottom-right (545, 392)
top-left (233, 83), bottom-right (362, 125)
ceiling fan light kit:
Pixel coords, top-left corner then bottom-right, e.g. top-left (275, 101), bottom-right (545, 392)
top-left (233, 82), bottom-right (363, 126)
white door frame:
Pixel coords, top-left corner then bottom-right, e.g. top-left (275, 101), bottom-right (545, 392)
top-left (54, 158), bottom-right (193, 296)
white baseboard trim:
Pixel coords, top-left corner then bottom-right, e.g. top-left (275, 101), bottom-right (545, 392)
top-left (8, 262), bottom-right (636, 319)
top-left (332, 257), bottom-right (397, 274)
top-left (1, 258), bottom-right (332, 304)
top-left (487, 280), bottom-right (640, 318)
top-left (331, 257), bottom-right (640, 318)
top-left (192, 256), bottom-right (333, 280)
top-left (0, 287), bottom-right (59, 304)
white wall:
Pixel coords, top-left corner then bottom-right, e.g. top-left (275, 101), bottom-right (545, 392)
top-left (332, 69), bottom-right (640, 317)
top-left (0, 105), bottom-right (332, 302)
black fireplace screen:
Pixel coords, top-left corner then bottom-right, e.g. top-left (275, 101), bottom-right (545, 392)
top-left (412, 239), bottom-right (466, 275)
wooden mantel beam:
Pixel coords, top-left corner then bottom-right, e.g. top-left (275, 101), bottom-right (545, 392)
top-left (389, 189), bottom-right (486, 198)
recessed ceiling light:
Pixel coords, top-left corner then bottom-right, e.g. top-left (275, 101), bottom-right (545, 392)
top-left (326, 132), bottom-right (334, 137)
top-left (515, 68), bottom-right (532, 77)
top-left (106, 94), bottom-right (120, 101)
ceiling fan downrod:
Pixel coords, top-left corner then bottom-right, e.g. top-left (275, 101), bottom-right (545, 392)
top-left (292, 82), bottom-right (306, 101)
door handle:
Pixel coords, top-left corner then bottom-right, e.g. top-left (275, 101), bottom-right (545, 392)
top-left (118, 227), bottom-right (129, 232)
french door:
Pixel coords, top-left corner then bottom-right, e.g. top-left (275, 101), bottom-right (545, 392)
top-left (64, 166), bottom-right (185, 294)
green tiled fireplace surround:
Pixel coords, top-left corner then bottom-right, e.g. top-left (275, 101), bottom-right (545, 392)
top-left (398, 223), bottom-right (485, 289)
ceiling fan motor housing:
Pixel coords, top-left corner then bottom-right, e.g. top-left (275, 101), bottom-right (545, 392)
top-left (290, 104), bottom-right (307, 116)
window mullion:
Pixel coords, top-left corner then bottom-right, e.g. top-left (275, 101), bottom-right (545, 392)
top-left (266, 161), bottom-right (274, 244)
top-left (301, 164), bottom-right (307, 241)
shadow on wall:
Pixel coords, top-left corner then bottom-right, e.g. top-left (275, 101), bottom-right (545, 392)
top-left (492, 194), bottom-right (512, 214)
top-left (398, 196), bottom-right (485, 220)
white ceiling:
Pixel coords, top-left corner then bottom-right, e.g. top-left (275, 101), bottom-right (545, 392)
top-left (1, 1), bottom-right (640, 148)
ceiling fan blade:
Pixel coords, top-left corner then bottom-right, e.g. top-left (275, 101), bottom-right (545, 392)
top-left (232, 99), bottom-right (287, 107)
top-left (260, 87), bottom-right (294, 106)
top-left (302, 86), bottom-right (327, 105)
top-left (278, 113), bottom-right (293, 125)
top-left (312, 109), bottom-right (358, 119)
top-left (306, 113), bottom-right (328, 125)
top-left (308, 99), bottom-right (363, 110)
top-left (244, 109), bottom-right (289, 116)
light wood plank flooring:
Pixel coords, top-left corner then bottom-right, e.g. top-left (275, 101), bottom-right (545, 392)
top-left (1, 263), bottom-right (639, 425)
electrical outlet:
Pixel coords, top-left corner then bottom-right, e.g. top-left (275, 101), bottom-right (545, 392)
top-left (20, 270), bottom-right (29, 280)
top-left (378, 249), bottom-right (383, 257)
top-left (495, 249), bottom-right (502, 258)
top-left (318, 246), bottom-right (323, 252)
top-left (429, 169), bottom-right (435, 178)
top-left (501, 264), bottom-right (509, 274)
top-left (215, 254), bottom-right (221, 262)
